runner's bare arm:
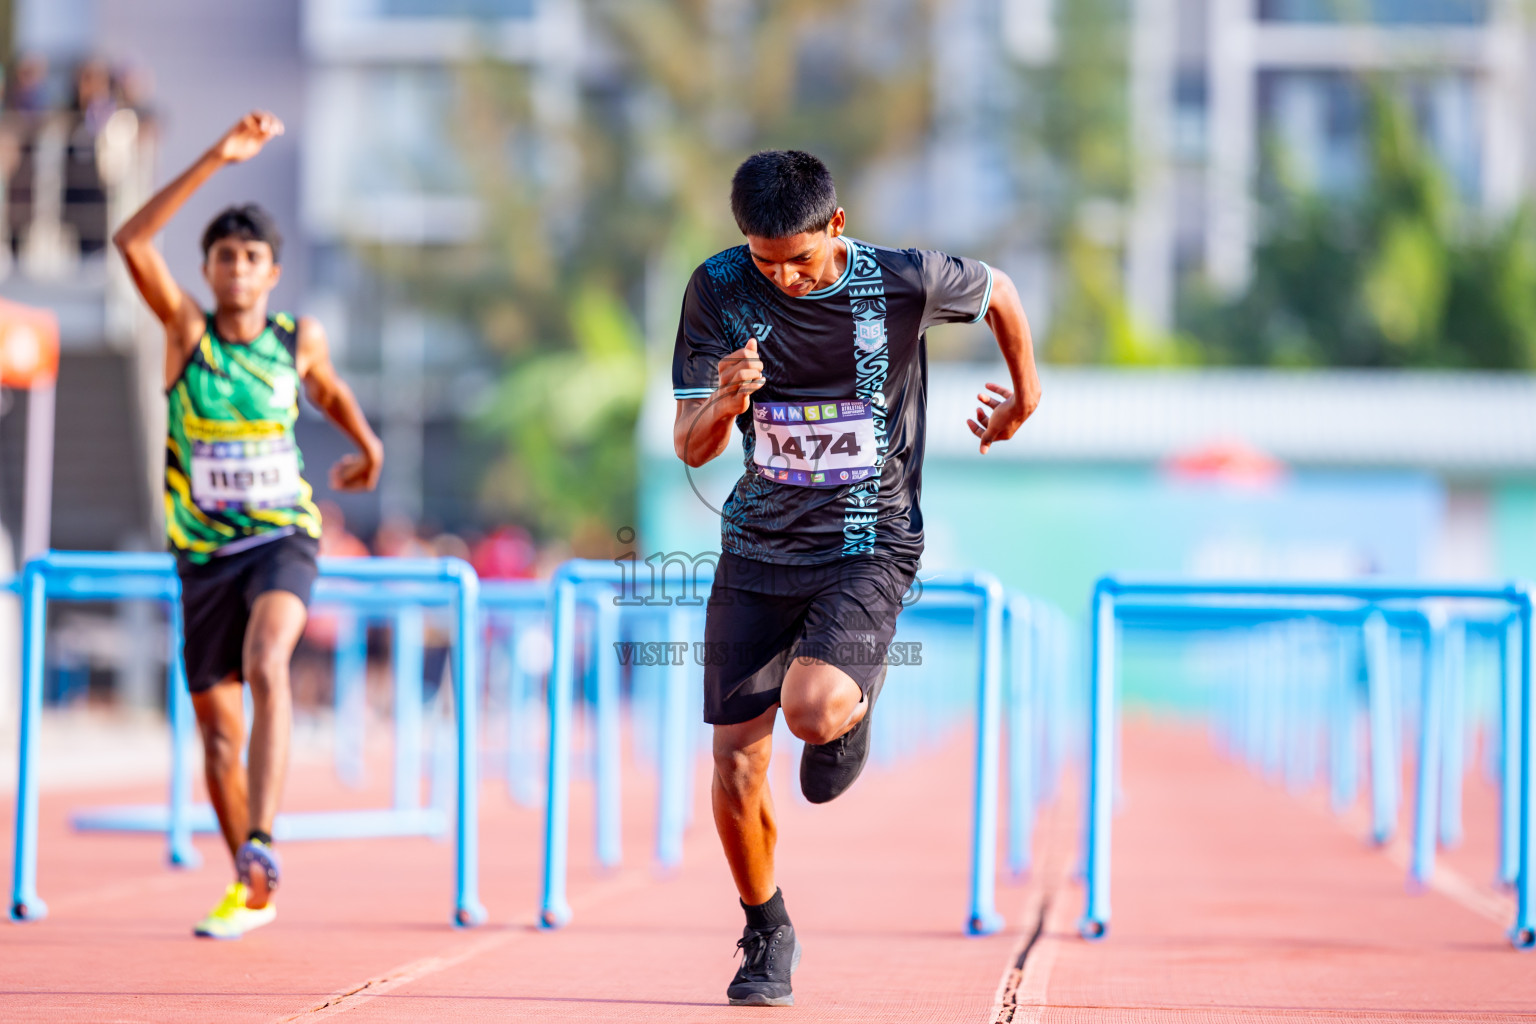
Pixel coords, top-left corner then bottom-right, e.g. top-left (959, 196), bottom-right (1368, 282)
top-left (296, 316), bottom-right (384, 492)
top-left (674, 338), bottom-right (766, 467)
top-left (113, 110), bottom-right (286, 387)
top-left (968, 269), bottom-right (1041, 455)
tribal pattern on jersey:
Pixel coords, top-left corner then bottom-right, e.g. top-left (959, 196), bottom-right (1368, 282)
top-left (842, 245), bottom-right (888, 555)
top-left (672, 239), bottom-right (993, 566)
top-left (165, 312), bottom-right (321, 564)
top-left (696, 248), bottom-right (785, 558)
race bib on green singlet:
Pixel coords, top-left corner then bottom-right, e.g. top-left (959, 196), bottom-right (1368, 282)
top-left (189, 436), bottom-right (303, 511)
top-left (752, 399), bottom-right (877, 488)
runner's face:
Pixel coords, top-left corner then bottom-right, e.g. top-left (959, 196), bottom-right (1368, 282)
top-left (746, 209), bottom-right (847, 297)
top-left (203, 238), bottom-right (281, 311)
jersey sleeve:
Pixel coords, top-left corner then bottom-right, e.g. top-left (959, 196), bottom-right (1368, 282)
top-left (671, 267), bottom-right (731, 401)
top-left (913, 249), bottom-right (995, 331)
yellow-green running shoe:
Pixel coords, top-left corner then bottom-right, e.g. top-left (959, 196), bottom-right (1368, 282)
top-left (193, 882), bottom-right (276, 940)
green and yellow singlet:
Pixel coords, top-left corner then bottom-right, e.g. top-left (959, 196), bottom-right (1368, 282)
top-left (165, 312), bottom-right (321, 563)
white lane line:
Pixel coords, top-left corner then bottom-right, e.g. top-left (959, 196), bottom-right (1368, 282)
top-left (277, 867), bottom-right (659, 1021)
top-left (279, 930), bottom-right (516, 1022)
top-left (1314, 796), bottom-right (1515, 926)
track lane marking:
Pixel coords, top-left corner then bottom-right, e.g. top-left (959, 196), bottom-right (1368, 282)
top-left (277, 865), bottom-right (661, 1021)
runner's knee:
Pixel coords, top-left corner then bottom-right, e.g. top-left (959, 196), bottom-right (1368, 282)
top-left (243, 646), bottom-right (292, 701)
top-left (781, 699), bottom-right (843, 746)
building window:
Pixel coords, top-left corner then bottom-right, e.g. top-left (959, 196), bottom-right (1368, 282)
top-left (305, 66), bottom-right (482, 242)
top-left (1258, 70), bottom-right (1481, 203)
top-left (1173, 69), bottom-right (1208, 162)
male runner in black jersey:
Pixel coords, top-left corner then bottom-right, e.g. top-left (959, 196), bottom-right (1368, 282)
top-left (672, 150), bottom-right (1040, 1006)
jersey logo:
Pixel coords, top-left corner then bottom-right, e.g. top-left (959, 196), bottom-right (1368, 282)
top-left (855, 320), bottom-right (886, 352)
top-left (270, 378), bottom-right (297, 409)
top-left (750, 324), bottom-right (774, 344)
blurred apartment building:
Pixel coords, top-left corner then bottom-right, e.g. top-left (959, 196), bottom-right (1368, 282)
top-left (1115, 0), bottom-right (1529, 332)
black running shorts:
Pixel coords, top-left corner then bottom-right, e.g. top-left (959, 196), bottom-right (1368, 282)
top-left (702, 551), bottom-right (917, 726)
top-left (177, 532), bottom-right (320, 693)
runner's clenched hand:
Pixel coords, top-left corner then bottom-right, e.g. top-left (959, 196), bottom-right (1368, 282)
top-left (329, 442), bottom-right (383, 492)
top-left (211, 111), bottom-right (284, 165)
top-left (715, 338), bottom-right (766, 417)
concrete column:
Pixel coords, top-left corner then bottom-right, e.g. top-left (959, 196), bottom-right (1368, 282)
top-left (1206, 0), bottom-right (1256, 291)
top-left (1127, 0), bottom-right (1178, 332)
top-left (1480, 0), bottom-right (1526, 214)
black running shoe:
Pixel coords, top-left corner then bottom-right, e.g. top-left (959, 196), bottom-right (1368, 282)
top-left (727, 923), bottom-right (801, 1007)
top-left (799, 668), bottom-right (885, 804)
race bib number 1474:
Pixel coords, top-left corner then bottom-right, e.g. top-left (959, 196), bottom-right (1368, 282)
top-left (752, 399), bottom-right (877, 488)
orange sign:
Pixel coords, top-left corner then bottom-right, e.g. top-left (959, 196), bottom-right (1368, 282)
top-left (0, 298), bottom-right (60, 389)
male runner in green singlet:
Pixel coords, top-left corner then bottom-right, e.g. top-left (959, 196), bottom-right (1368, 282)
top-left (673, 151), bottom-right (1041, 1005)
top-left (113, 111), bottom-right (383, 939)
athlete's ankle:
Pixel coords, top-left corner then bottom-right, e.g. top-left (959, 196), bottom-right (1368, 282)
top-left (742, 887), bottom-right (790, 931)
top-left (246, 829), bottom-right (273, 847)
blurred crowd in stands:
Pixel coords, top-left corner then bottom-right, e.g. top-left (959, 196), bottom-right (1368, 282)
top-left (314, 500), bottom-right (543, 581)
top-left (0, 53), bottom-right (157, 262)
top-left (300, 502), bottom-right (548, 707)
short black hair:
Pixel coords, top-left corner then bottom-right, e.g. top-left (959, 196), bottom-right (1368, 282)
top-left (730, 150), bottom-right (838, 239)
top-left (201, 204), bottom-right (283, 264)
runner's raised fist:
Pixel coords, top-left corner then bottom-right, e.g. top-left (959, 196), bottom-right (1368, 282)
top-left (715, 338), bottom-right (766, 416)
top-left (212, 111), bottom-right (284, 165)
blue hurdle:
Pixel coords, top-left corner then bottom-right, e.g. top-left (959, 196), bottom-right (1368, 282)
top-left (1080, 577), bottom-right (1534, 951)
top-left (481, 580), bottom-right (551, 807)
top-left (532, 558), bottom-right (1067, 937)
top-left (7, 551), bottom-right (488, 928)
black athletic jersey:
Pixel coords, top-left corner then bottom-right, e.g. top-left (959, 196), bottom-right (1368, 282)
top-left (672, 237), bottom-right (993, 565)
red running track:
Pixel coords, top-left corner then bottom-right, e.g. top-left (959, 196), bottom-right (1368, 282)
top-left (3, 721), bottom-right (1533, 1022)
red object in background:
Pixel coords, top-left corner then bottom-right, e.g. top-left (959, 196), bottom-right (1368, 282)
top-left (1165, 439), bottom-right (1286, 486)
top-left (0, 299), bottom-right (60, 389)
top-left (472, 525), bottom-right (537, 579)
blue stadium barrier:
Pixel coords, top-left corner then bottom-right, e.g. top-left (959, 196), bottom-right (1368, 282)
top-left (7, 551), bottom-right (487, 928)
top-left (1080, 576), bottom-right (1533, 951)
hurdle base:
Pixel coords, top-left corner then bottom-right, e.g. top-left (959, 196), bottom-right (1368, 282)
top-left (1079, 917), bottom-right (1108, 941)
top-left (539, 901), bottom-right (573, 929)
top-left (967, 910), bottom-right (1005, 936)
top-left (9, 896), bottom-right (48, 922)
top-left (455, 901), bottom-right (489, 928)
top-left (70, 804), bottom-right (449, 840)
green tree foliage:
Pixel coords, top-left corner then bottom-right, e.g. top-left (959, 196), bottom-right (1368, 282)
top-left (1014, 0), bottom-right (1150, 365)
top-left (1183, 86), bottom-right (1536, 369)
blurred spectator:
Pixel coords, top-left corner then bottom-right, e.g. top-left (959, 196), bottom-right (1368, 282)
top-left (6, 53), bottom-right (50, 113)
top-left (304, 502), bottom-right (369, 650)
top-left (65, 58), bottom-right (117, 255)
top-left (71, 59), bottom-right (117, 136)
top-left (113, 62), bottom-right (158, 138)
top-left (317, 500), bottom-right (369, 558)
top-left (472, 524), bottom-right (538, 579)
top-left (373, 514), bottom-right (432, 558)
top-left (429, 531), bottom-right (471, 563)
